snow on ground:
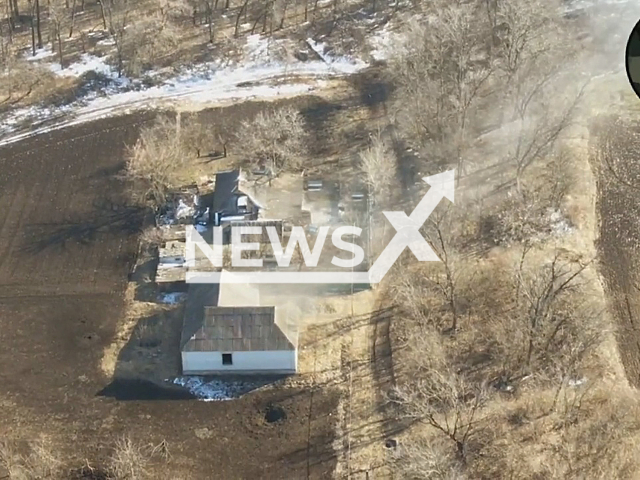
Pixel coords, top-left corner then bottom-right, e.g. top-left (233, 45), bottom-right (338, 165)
top-left (0, 32), bottom-right (371, 147)
top-left (24, 47), bottom-right (55, 61)
top-left (50, 53), bottom-right (120, 78)
top-left (306, 38), bottom-right (368, 73)
top-left (172, 376), bottom-right (272, 401)
top-left (367, 24), bottom-right (402, 61)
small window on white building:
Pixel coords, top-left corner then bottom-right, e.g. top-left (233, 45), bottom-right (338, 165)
top-left (222, 353), bottom-right (233, 365)
top-left (237, 196), bottom-right (248, 213)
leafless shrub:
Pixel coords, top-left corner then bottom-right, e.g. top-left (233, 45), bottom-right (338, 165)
top-left (482, 150), bottom-right (575, 246)
top-left (109, 437), bottom-right (150, 480)
top-left (108, 437), bottom-right (169, 480)
top-left (125, 116), bottom-right (190, 207)
top-left (0, 60), bottom-right (56, 107)
top-left (483, 192), bottom-right (564, 246)
top-left (391, 369), bottom-right (488, 462)
top-left (392, 434), bottom-right (466, 480)
top-left (235, 106), bottom-right (307, 179)
top-left (0, 437), bottom-right (62, 479)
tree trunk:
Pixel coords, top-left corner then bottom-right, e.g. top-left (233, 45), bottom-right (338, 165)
top-left (6, 0), bottom-right (14, 38)
top-left (279, 0), bottom-right (287, 29)
top-left (206, 4), bottom-right (214, 42)
top-left (0, 19), bottom-right (6, 64)
top-left (234, 0), bottom-right (249, 36)
top-left (69, 0), bottom-right (77, 37)
top-left (10, 0), bottom-right (19, 22)
top-left (262, 0), bottom-right (268, 33)
top-left (99, 0), bottom-right (107, 30)
top-left (57, 29), bottom-right (63, 68)
top-left (30, 8), bottom-right (36, 54)
top-left (35, 0), bottom-right (42, 48)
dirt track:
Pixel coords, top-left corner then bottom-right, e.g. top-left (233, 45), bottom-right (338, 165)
top-left (0, 114), bottom-right (339, 479)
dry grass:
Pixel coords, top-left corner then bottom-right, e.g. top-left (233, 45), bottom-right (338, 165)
top-left (0, 437), bottom-right (62, 480)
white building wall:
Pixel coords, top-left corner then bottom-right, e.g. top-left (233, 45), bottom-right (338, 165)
top-left (182, 349), bottom-right (297, 374)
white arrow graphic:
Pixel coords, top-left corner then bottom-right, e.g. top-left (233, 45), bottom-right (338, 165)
top-left (367, 169), bottom-right (455, 283)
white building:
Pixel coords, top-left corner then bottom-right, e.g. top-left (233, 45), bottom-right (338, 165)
top-left (180, 279), bottom-right (298, 375)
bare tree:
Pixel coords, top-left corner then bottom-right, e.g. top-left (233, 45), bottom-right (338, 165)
top-left (507, 78), bottom-right (585, 196)
top-left (235, 106), bottom-right (307, 181)
top-left (48, 0), bottom-right (67, 68)
top-left (198, 0), bottom-right (216, 42)
top-left (492, 249), bottom-right (603, 386)
top-left (391, 2), bottom-right (494, 181)
top-left (392, 369), bottom-right (488, 462)
top-left (359, 130), bottom-right (397, 208)
top-left (125, 116), bottom-right (191, 206)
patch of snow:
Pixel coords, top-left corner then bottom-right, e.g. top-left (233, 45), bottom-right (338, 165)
top-left (0, 36), bottom-right (369, 146)
top-left (172, 376), bottom-right (269, 401)
top-left (50, 53), bottom-right (118, 78)
top-left (306, 38), bottom-right (368, 74)
top-left (368, 25), bottom-right (401, 61)
top-left (24, 47), bottom-right (55, 61)
top-left (96, 37), bottom-right (116, 46)
top-left (547, 209), bottom-right (574, 236)
top-left (568, 377), bottom-right (587, 387)
top-left (158, 292), bottom-right (187, 304)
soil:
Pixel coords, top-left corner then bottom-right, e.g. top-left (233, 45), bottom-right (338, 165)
top-left (0, 112), bottom-right (339, 479)
top-left (593, 125), bottom-right (640, 388)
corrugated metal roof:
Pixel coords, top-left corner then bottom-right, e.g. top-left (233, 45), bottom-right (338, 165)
top-left (180, 283), bottom-right (295, 353)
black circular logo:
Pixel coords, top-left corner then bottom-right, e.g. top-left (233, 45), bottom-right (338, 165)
top-left (626, 21), bottom-right (640, 98)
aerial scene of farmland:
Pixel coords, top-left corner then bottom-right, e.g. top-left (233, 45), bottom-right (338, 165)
top-left (2, 0), bottom-right (640, 478)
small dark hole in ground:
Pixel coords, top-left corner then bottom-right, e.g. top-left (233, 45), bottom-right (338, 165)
top-left (385, 438), bottom-right (398, 449)
top-left (265, 404), bottom-right (286, 423)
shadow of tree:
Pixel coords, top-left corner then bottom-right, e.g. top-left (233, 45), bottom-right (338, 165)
top-left (22, 198), bottom-right (145, 254)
